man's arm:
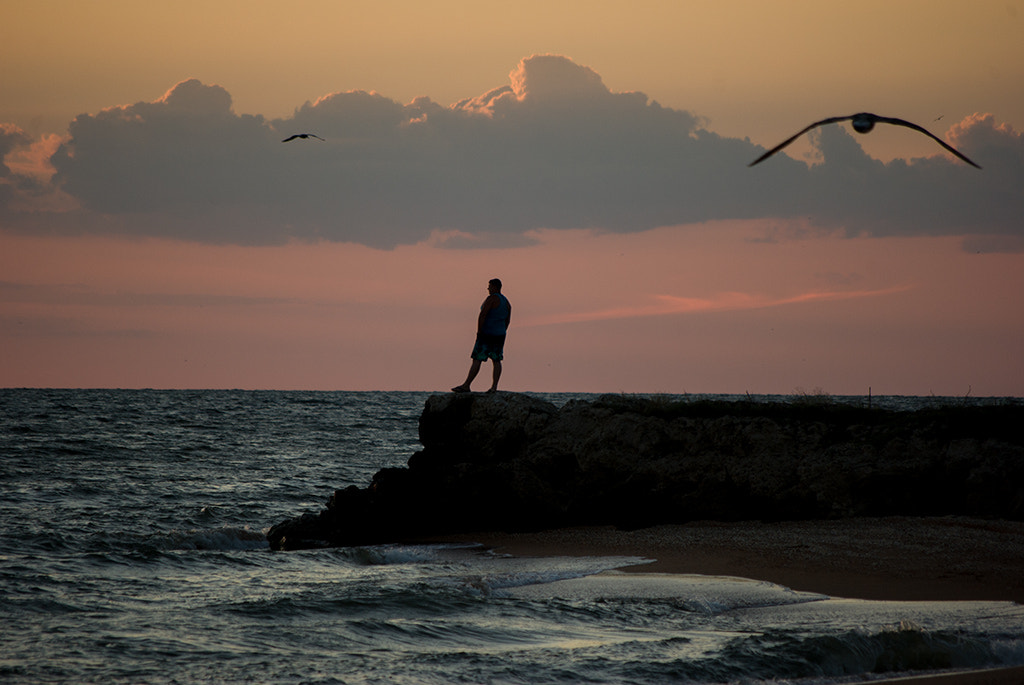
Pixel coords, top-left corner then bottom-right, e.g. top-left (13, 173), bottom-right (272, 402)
top-left (477, 294), bottom-right (498, 332)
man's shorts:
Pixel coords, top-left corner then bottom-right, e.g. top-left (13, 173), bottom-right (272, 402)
top-left (471, 333), bottom-right (506, 361)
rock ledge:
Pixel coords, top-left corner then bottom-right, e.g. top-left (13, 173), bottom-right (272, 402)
top-left (267, 392), bottom-right (1024, 550)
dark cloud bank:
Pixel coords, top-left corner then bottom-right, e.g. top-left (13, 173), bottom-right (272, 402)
top-left (2, 55), bottom-right (1022, 250)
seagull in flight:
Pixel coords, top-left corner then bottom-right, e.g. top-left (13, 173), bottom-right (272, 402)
top-left (281, 133), bottom-right (325, 143)
top-left (749, 112), bottom-right (980, 168)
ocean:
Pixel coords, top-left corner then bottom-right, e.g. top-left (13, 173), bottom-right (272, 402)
top-left (2, 388), bottom-right (1022, 684)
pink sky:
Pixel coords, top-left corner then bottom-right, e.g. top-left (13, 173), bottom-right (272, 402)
top-left (3, 223), bottom-right (1020, 395)
top-left (2, 2), bottom-right (1023, 395)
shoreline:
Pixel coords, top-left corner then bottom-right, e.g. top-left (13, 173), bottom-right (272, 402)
top-left (863, 667), bottom-right (1024, 684)
top-left (428, 517), bottom-right (1024, 685)
top-left (427, 516), bottom-right (1024, 603)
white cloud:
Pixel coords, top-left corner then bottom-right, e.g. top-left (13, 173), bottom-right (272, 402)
top-left (2, 55), bottom-right (1022, 249)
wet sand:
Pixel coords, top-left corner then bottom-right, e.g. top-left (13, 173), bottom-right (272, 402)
top-left (429, 516), bottom-right (1024, 685)
top-left (861, 666), bottom-right (1024, 684)
top-left (435, 517), bottom-right (1024, 603)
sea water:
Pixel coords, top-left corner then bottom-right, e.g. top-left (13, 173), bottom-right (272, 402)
top-left (2, 389), bottom-right (1022, 684)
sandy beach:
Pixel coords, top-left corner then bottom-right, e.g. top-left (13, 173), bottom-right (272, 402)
top-left (430, 516), bottom-right (1024, 685)
top-left (436, 517), bottom-right (1024, 603)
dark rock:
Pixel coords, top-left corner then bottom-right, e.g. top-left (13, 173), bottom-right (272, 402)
top-left (267, 393), bottom-right (1024, 550)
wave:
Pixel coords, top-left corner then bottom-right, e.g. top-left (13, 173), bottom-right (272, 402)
top-left (338, 543), bottom-right (481, 566)
top-left (403, 553), bottom-right (660, 601)
top-left (155, 525), bottom-right (270, 551)
top-left (715, 623), bottom-right (1024, 682)
top-left (505, 570), bottom-right (827, 613)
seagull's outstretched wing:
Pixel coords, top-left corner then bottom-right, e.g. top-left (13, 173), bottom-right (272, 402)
top-left (750, 113), bottom-right (981, 168)
top-left (872, 116), bottom-right (981, 169)
top-left (748, 115), bottom-right (853, 166)
top-left (281, 133), bottom-right (325, 143)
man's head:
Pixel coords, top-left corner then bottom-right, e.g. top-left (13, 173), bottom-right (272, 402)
top-left (488, 278), bottom-right (502, 293)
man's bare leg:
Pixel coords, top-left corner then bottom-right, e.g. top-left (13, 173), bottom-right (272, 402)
top-left (487, 360), bottom-right (502, 393)
top-left (452, 359), bottom-right (482, 392)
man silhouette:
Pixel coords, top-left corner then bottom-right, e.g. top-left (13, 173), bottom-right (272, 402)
top-left (452, 279), bottom-right (511, 393)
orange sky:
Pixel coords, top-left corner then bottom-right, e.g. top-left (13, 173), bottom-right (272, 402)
top-left (2, 1), bottom-right (1023, 394)
top-left (5, 2), bottom-right (1023, 152)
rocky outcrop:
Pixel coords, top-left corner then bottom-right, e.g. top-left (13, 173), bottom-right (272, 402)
top-left (267, 392), bottom-right (1024, 550)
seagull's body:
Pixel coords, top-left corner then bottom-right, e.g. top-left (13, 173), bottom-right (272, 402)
top-left (749, 112), bottom-right (980, 168)
top-left (281, 133), bottom-right (325, 143)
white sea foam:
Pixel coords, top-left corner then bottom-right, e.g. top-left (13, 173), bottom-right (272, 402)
top-left (457, 552), bottom-right (648, 589)
top-left (506, 570), bottom-right (827, 612)
top-left (737, 596), bottom-right (1024, 633)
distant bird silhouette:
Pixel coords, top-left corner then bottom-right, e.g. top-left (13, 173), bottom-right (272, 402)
top-left (749, 112), bottom-right (980, 168)
top-left (281, 133), bottom-right (325, 142)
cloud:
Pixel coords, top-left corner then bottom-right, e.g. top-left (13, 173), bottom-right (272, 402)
top-left (2, 55), bottom-right (1023, 248)
top-left (0, 124), bottom-right (30, 207)
top-left (0, 124), bottom-right (31, 176)
top-left (521, 285), bottom-right (912, 327)
top-left (0, 279), bottom-right (296, 308)
top-left (50, 79), bottom-right (271, 214)
top-left (796, 118), bottom-right (1024, 243)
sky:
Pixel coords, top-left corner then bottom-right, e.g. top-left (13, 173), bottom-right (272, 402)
top-left (2, 0), bottom-right (1023, 395)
